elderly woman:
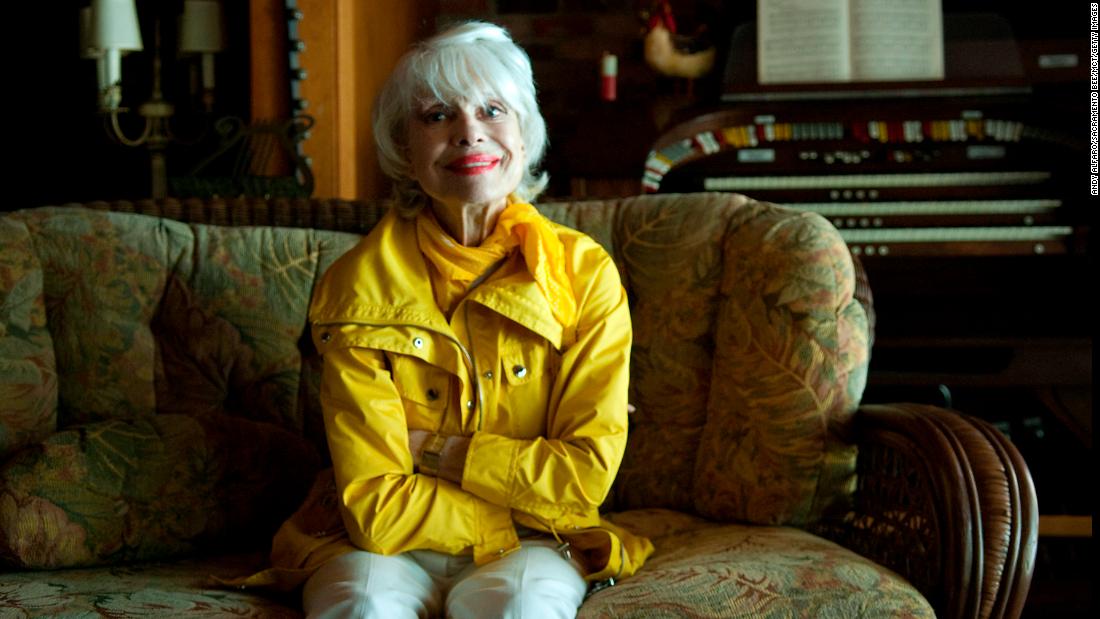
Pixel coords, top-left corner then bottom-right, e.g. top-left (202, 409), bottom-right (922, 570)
top-left (278, 20), bottom-right (652, 619)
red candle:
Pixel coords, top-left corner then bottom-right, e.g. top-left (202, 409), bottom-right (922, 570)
top-left (601, 52), bottom-right (618, 101)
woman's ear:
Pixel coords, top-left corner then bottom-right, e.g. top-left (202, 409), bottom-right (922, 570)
top-left (398, 143), bottom-right (417, 182)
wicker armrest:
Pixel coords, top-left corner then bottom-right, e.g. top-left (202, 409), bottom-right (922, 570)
top-left (814, 403), bottom-right (1038, 619)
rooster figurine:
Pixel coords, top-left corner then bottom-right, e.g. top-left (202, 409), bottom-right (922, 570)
top-left (643, 0), bottom-right (716, 81)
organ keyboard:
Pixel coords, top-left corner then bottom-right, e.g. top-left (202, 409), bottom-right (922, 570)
top-left (643, 99), bottom-right (1087, 258)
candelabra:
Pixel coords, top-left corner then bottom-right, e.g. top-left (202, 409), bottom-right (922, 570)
top-left (80, 0), bottom-right (227, 198)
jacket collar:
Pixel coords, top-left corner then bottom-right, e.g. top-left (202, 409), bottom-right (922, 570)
top-left (310, 209), bottom-right (564, 349)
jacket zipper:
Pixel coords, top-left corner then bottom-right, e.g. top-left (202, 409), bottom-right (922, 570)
top-left (457, 256), bottom-right (506, 431)
top-left (463, 302), bottom-right (484, 430)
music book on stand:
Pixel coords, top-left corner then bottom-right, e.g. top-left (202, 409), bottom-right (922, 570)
top-left (757, 0), bottom-right (945, 85)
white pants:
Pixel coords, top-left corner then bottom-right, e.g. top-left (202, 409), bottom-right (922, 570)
top-left (302, 539), bottom-right (588, 619)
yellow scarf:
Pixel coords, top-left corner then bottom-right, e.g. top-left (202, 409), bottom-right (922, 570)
top-left (416, 199), bottom-right (577, 328)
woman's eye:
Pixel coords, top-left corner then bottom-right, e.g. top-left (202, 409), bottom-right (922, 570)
top-left (419, 106), bottom-right (450, 123)
top-left (484, 104), bottom-right (504, 118)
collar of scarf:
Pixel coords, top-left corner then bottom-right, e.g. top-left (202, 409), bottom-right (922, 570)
top-left (416, 198), bottom-right (577, 329)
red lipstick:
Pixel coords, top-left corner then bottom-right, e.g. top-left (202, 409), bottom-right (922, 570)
top-left (445, 154), bottom-right (500, 176)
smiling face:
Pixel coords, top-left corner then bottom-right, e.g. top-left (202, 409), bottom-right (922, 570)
top-left (407, 97), bottom-right (527, 221)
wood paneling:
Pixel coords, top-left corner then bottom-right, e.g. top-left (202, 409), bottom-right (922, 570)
top-left (296, 0), bottom-right (434, 199)
top-left (249, 0), bottom-right (292, 176)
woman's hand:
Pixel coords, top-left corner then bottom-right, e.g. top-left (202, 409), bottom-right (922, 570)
top-left (408, 429), bottom-right (470, 485)
top-left (407, 429), bottom-right (433, 468)
top-left (405, 406), bottom-right (628, 486)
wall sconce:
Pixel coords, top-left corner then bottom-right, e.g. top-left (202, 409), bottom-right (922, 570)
top-left (80, 0), bottom-right (227, 198)
top-left (179, 0), bottom-right (228, 112)
top-left (81, 0), bottom-right (143, 111)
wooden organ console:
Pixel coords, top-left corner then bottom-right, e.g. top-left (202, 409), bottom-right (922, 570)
top-left (639, 9), bottom-right (1092, 565)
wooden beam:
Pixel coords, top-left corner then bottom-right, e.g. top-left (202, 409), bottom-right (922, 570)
top-left (297, 0), bottom-right (338, 197)
top-left (249, 0), bottom-right (292, 176)
top-left (296, 0), bottom-right (434, 199)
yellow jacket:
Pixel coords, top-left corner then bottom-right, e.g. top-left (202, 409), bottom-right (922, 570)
top-left (259, 208), bottom-right (651, 588)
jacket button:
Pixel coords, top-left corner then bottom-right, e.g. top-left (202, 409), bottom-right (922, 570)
top-left (426, 388), bottom-right (439, 401)
top-left (512, 365), bottom-right (527, 378)
top-left (412, 337), bottom-right (424, 349)
top-left (483, 370), bottom-right (493, 380)
top-left (320, 332), bottom-right (332, 343)
top-left (466, 400), bottom-right (474, 410)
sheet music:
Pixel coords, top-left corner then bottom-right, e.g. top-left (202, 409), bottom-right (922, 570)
top-left (850, 0), bottom-right (944, 81)
top-left (758, 0), bottom-right (944, 84)
top-left (758, 0), bottom-right (850, 84)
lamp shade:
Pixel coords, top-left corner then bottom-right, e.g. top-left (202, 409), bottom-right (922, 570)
top-left (90, 0), bottom-right (143, 52)
top-left (79, 7), bottom-right (102, 59)
top-left (179, 0), bottom-right (227, 53)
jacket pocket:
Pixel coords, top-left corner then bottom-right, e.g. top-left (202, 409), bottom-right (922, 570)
top-left (389, 354), bottom-right (450, 427)
top-left (498, 343), bottom-right (553, 437)
top-left (501, 342), bottom-right (548, 387)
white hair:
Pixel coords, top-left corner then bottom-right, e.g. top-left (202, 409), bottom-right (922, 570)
top-left (372, 21), bottom-right (549, 213)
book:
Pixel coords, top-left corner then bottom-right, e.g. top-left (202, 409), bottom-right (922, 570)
top-left (757, 0), bottom-right (945, 85)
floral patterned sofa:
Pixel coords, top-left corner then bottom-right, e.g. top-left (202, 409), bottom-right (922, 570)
top-left (1, 193), bottom-right (1036, 618)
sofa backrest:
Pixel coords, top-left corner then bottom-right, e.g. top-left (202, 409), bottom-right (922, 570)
top-left (0, 193), bottom-right (869, 569)
top-left (0, 216), bottom-right (57, 457)
top-left (0, 205), bottom-right (375, 568)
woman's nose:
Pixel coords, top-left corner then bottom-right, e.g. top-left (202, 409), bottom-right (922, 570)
top-left (452, 112), bottom-right (485, 146)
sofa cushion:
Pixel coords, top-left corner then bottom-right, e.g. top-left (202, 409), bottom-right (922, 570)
top-left (15, 208), bottom-right (190, 426)
top-left (542, 194), bottom-right (734, 512)
top-left (148, 222), bottom-right (359, 454)
top-left (695, 206), bottom-right (868, 525)
top-left (0, 413), bottom-right (318, 569)
top-left (0, 217), bottom-right (57, 458)
top-left (579, 509), bottom-right (933, 618)
top-left (541, 194), bottom-right (869, 526)
top-left (0, 552), bottom-right (300, 617)
top-left (0, 514), bottom-right (933, 619)
top-left (0, 208), bottom-right (360, 568)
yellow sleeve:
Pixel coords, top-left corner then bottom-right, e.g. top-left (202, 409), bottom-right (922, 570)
top-left (462, 254), bottom-right (632, 523)
top-left (317, 339), bottom-right (519, 562)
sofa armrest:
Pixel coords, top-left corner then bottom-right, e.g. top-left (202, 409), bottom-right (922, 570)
top-left (813, 403), bottom-right (1038, 619)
